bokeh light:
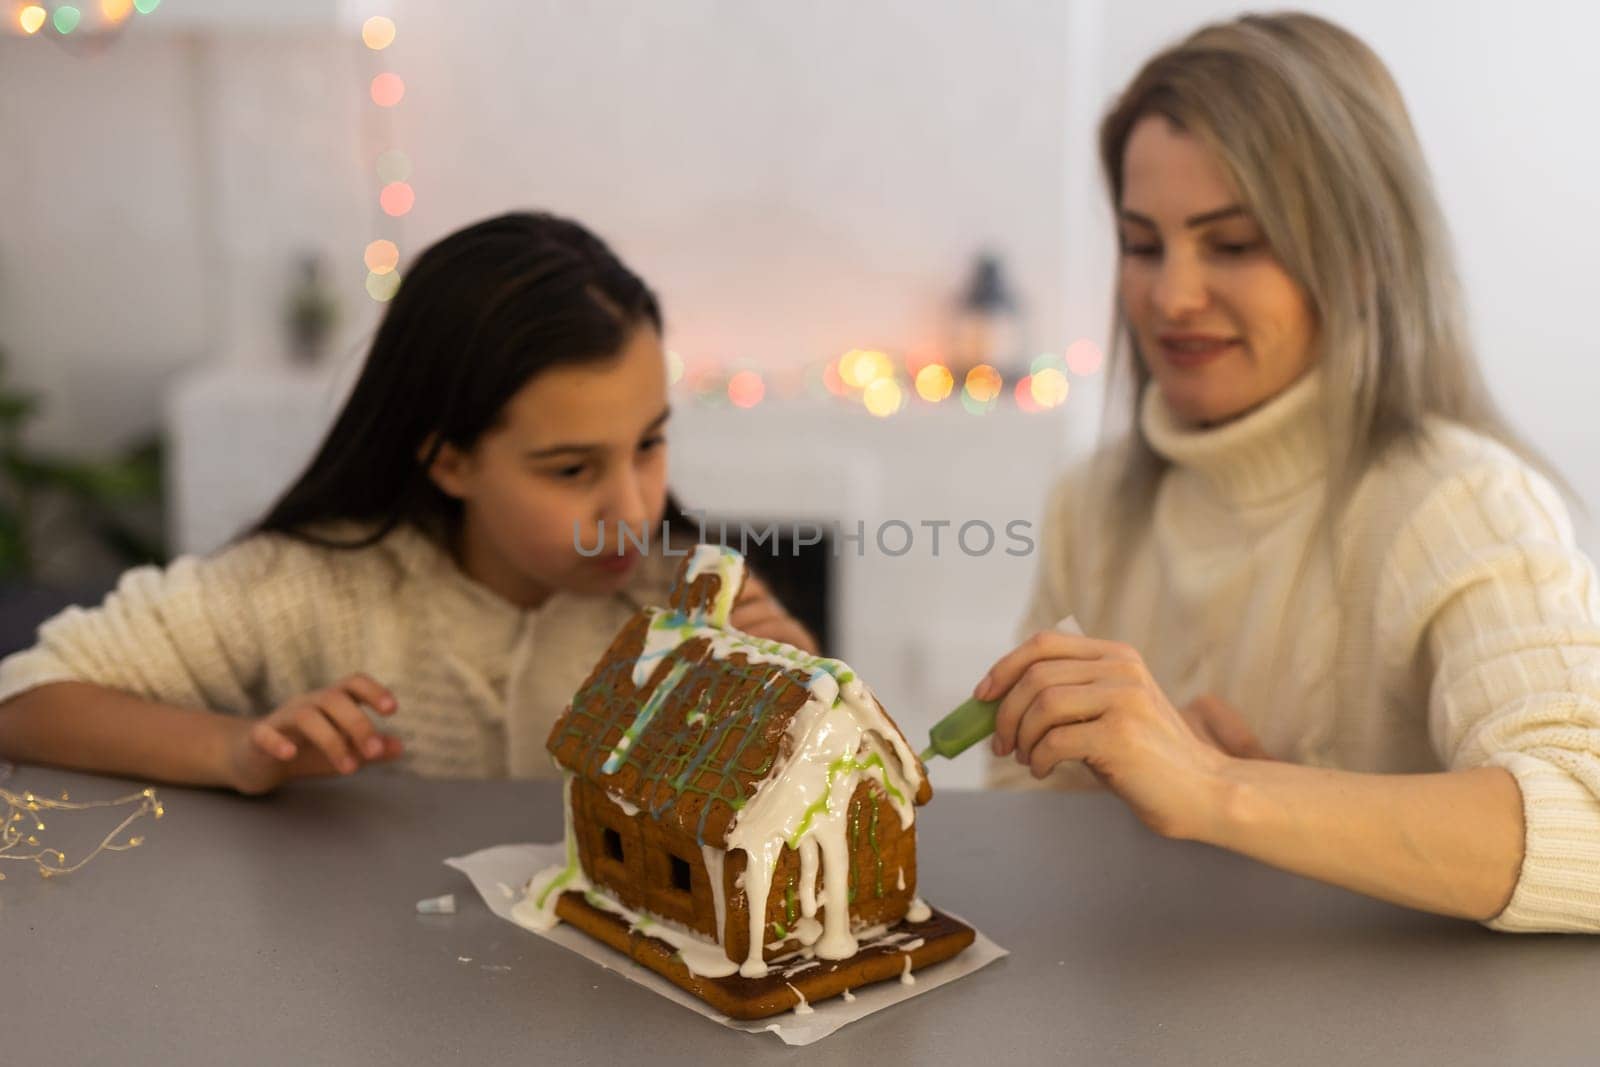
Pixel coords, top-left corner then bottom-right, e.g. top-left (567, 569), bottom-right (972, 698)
top-left (839, 349), bottom-right (893, 389)
top-left (362, 15), bottom-right (396, 50)
top-left (903, 348), bottom-right (939, 377)
top-left (960, 386), bottom-right (997, 416)
top-left (18, 5), bottom-right (46, 34)
top-left (133, 0), bottom-right (160, 12)
top-left (1014, 376), bottom-right (1041, 413)
top-left (370, 72), bottom-right (406, 108)
top-left (1031, 368), bottom-right (1070, 408)
top-left (665, 350), bottom-right (685, 386)
top-left (52, 5), bottom-right (81, 33)
top-left (366, 270), bottom-right (401, 302)
top-left (863, 378), bottom-right (904, 417)
top-left (363, 239), bottom-right (400, 275)
top-left (375, 149), bottom-right (411, 184)
top-left (1030, 351), bottom-right (1066, 376)
top-left (379, 181), bottom-right (414, 216)
top-left (1065, 339), bottom-right (1104, 376)
top-left (822, 360), bottom-right (847, 397)
top-left (728, 371), bottom-right (765, 408)
top-left (101, 0), bottom-right (134, 23)
top-left (914, 363), bottom-right (954, 403)
top-left (964, 364), bottom-right (1002, 403)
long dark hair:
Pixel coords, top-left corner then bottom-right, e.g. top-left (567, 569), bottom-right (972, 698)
top-left (250, 210), bottom-right (693, 549)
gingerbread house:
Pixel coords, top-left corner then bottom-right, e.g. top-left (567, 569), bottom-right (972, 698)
top-left (516, 544), bottom-right (947, 996)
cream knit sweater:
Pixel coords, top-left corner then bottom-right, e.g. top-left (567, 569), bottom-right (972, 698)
top-left (0, 523), bottom-right (680, 780)
top-left (987, 369), bottom-right (1600, 933)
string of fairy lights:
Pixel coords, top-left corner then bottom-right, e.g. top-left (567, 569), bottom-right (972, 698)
top-left (343, 10), bottom-right (1099, 417)
top-left (9, 0), bottom-right (159, 38)
top-left (360, 14), bottom-right (408, 302)
top-left (0, 762), bottom-right (164, 881)
top-left (669, 338), bottom-right (1103, 417)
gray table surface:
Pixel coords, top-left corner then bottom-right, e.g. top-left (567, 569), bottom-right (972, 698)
top-left (3, 765), bottom-right (1598, 1066)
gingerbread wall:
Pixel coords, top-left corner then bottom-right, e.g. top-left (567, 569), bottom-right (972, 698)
top-left (571, 775), bottom-right (915, 963)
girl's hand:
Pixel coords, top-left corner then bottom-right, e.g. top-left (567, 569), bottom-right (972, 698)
top-left (730, 572), bottom-right (820, 654)
top-left (225, 673), bottom-right (404, 796)
top-left (978, 632), bottom-right (1232, 839)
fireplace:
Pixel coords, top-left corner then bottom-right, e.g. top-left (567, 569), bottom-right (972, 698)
top-left (697, 516), bottom-right (835, 655)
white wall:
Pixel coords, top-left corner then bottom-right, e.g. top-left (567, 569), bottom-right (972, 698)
top-left (1, 1), bottom-right (1593, 545)
top-left (0, 29), bottom-right (375, 454)
top-left (386, 0), bottom-right (1075, 370)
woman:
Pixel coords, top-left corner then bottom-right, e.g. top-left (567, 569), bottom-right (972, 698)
top-left (983, 12), bottom-right (1600, 933)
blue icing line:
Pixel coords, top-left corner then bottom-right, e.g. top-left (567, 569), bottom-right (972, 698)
top-left (602, 659), bottom-right (692, 774)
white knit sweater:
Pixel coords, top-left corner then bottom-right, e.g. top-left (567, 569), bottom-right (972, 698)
top-left (987, 369), bottom-right (1600, 934)
top-left (0, 523), bottom-right (680, 780)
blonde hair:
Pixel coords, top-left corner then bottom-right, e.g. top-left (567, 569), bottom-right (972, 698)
top-left (1096, 11), bottom-right (1560, 534)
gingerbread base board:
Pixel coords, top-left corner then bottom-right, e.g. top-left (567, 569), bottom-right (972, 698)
top-left (552, 892), bottom-right (976, 1020)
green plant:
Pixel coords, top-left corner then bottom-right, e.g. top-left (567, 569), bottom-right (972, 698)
top-left (0, 345), bottom-right (167, 582)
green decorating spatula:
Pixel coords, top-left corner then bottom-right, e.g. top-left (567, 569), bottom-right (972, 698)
top-left (919, 616), bottom-right (1084, 763)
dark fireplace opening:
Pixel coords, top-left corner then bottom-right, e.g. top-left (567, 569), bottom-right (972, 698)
top-left (701, 516), bottom-right (833, 656)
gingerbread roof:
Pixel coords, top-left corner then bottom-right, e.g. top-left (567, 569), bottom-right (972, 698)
top-left (546, 546), bottom-right (930, 850)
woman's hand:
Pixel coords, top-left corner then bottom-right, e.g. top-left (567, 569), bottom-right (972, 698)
top-left (224, 673), bottom-right (405, 795)
top-left (1179, 693), bottom-right (1272, 760)
top-left (730, 572), bottom-right (819, 654)
top-left (978, 631), bottom-right (1234, 839)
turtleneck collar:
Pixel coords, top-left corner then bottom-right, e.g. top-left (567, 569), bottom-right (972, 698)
top-left (1139, 366), bottom-right (1330, 505)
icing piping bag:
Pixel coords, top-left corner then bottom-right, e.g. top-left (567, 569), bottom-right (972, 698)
top-left (919, 616), bottom-right (1084, 762)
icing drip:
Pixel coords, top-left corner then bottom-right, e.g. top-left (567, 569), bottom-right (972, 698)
top-left (575, 885), bottom-right (741, 979)
top-left (684, 543), bottom-right (744, 629)
top-left (797, 836), bottom-right (820, 917)
top-left (702, 844), bottom-right (727, 945)
top-left (627, 545), bottom-right (743, 687)
top-left (513, 775), bottom-right (590, 931)
top-left (906, 897), bottom-right (931, 923)
top-left (786, 983), bottom-right (813, 1015)
top-left (900, 955), bottom-right (916, 986)
top-left (724, 669), bottom-right (921, 978)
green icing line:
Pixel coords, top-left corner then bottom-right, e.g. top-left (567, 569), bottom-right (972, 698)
top-left (870, 801), bottom-right (883, 898)
top-left (535, 821), bottom-right (581, 909)
top-left (786, 753), bottom-right (905, 848)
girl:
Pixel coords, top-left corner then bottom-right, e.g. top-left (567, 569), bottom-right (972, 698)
top-left (0, 212), bottom-right (815, 794)
top-left (982, 13), bottom-right (1600, 934)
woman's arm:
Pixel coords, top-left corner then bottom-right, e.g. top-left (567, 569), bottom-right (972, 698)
top-left (984, 633), bottom-right (1526, 921)
top-left (1203, 757), bottom-right (1523, 921)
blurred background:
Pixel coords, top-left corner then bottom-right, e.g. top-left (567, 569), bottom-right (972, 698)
top-left (1, 0), bottom-right (1595, 786)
